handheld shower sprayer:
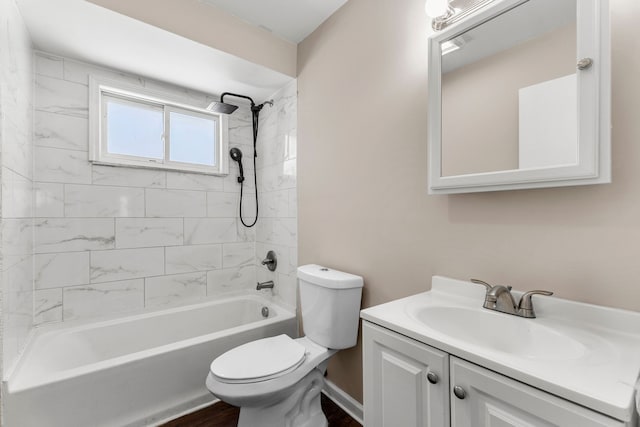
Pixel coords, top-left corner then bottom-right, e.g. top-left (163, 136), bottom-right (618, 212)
top-left (229, 147), bottom-right (245, 183)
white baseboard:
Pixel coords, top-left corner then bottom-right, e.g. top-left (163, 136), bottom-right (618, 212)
top-left (322, 379), bottom-right (363, 425)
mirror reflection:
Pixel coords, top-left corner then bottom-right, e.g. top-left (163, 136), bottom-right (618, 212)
top-left (440, 0), bottom-right (577, 177)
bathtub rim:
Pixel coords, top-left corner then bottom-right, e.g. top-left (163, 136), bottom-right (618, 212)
top-left (7, 293), bottom-right (297, 394)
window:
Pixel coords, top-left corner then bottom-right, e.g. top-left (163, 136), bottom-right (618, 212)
top-left (90, 76), bottom-right (228, 175)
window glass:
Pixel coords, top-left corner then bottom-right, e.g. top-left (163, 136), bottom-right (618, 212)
top-left (169, 111), bottom-right (217, 166)
top-left (105, 96), bottom-right (164, 159)
top-left (92, 76), bottom-right (227, 175)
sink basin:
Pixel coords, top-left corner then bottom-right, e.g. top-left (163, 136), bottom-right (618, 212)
top-left (410, 306), bottom-right (586, 360)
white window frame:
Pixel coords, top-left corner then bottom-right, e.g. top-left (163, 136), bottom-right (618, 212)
top-left (89, 75), bottom-right (229, 176)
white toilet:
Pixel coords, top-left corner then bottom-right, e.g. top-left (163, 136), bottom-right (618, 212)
top-left (206, 264), bottom-right (363, 427)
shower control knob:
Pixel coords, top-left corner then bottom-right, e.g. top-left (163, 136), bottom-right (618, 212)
top-left (427, 372), bottom-right (439, 384)
top-left (453, 385), bottom-right (466, 400)
top-left (261, 250), bottom-right (277, 272)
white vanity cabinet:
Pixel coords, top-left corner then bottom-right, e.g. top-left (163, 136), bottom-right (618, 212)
top-left (363, 322), bottom-right (450, 427)
top-left (450, 357), bottom-right (625, 427)
top-left (363, 321), bottom-right (628, 427)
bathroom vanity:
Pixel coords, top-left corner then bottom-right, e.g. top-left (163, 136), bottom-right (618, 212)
top-left (361, 277), bottom-right (640, 427)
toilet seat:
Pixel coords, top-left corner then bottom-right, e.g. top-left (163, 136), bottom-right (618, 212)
top-left (211, 335), bottom-right (306, 384)
top-left (207, 336), bottom-right (337, 408)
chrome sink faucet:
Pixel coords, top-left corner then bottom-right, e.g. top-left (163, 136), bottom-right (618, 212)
top-left (470, 279), bottom-right (553, 318)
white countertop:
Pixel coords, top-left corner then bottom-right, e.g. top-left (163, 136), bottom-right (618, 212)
top-left (360, 276), bottom-right (640, 422)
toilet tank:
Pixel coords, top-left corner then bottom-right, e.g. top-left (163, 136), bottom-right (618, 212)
top-left (297, 264), bottom-right (364, 349)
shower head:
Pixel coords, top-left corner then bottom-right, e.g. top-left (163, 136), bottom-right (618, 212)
top-left (207, 92), bottom-right (256, 115)
top-left (206, 101), bottom-right (239, 115)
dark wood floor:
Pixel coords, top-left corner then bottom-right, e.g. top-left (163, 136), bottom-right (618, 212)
top-left (162, 394), bottom-right (361, 427)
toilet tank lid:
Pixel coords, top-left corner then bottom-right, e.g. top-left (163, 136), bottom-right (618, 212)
top-left (297, 264), bottom-right (363, 289)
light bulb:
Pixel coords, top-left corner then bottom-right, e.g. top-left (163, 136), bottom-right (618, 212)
top-left (424, 0), bottom-right (448, 17)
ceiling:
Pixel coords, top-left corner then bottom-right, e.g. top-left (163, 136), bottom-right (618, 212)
top-left (16, 0), bottom-right (293, 100)
top-left (200, 0), bottom-right (348, 43)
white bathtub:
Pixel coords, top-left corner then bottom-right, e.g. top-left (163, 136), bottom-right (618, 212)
top-left (3, 294), bottom-right (297, 427)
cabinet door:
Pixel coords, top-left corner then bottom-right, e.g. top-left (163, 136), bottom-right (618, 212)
top-left (363, 321), bottom-right (450, 427)
top-left (450, 357), bottom-right (625, 427)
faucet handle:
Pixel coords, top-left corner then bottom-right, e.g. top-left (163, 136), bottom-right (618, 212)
top-left (517, 290), bottom-right (553, 318)
top-left (261, 250), bottom-right (277, 272)
top-left (470, 278), bottom-right (493, 292)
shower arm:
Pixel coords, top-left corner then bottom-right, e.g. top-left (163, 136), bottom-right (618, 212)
top-left (220, 92), bottom-right (256, 108)
top-left (220, 92), bottom-right (273, 115)
top-left (219, 92), bottom-right (271, 158)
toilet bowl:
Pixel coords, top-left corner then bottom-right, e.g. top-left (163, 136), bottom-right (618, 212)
top-left (206, 336), bottom-right (337, 426)
top-left (205, 265), bottom-right (363, 427)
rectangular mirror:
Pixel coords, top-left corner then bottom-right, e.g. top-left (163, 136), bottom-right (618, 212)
top-left (427, 0), bottom-right (610, 194)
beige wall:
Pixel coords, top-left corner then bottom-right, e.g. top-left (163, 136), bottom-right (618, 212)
top-left (298, 0), bottom-right (640, 403)
top-left (442, 24), bottom-right (576, 176)
top-left (87, 0), bottom-right (297, 77)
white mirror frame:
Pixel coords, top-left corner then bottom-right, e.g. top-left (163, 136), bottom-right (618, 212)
top-left (428, 0), bottom-right (610, 194)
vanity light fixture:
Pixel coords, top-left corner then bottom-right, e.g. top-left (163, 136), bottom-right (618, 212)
top-left (426, 0), bottom-right (497, 31)
top-left (424, 0), bottom-right (449, 17)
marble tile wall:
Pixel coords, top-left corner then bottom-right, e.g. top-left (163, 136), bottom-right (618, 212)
top-left (33, 52), bottom-right (261, 324)
top-left (0, 0), bottom-right (35, 375)
top-left (255, 80), bottom-right (298, 311)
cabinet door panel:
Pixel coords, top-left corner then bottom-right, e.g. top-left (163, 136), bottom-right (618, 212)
top-left (450, 357), bottom-right (625, 427)
top-left (363, 322), bottom-right (449, 427)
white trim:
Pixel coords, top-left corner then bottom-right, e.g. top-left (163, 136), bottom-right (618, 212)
top-left (322, 378), bottom-right (363, 425)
